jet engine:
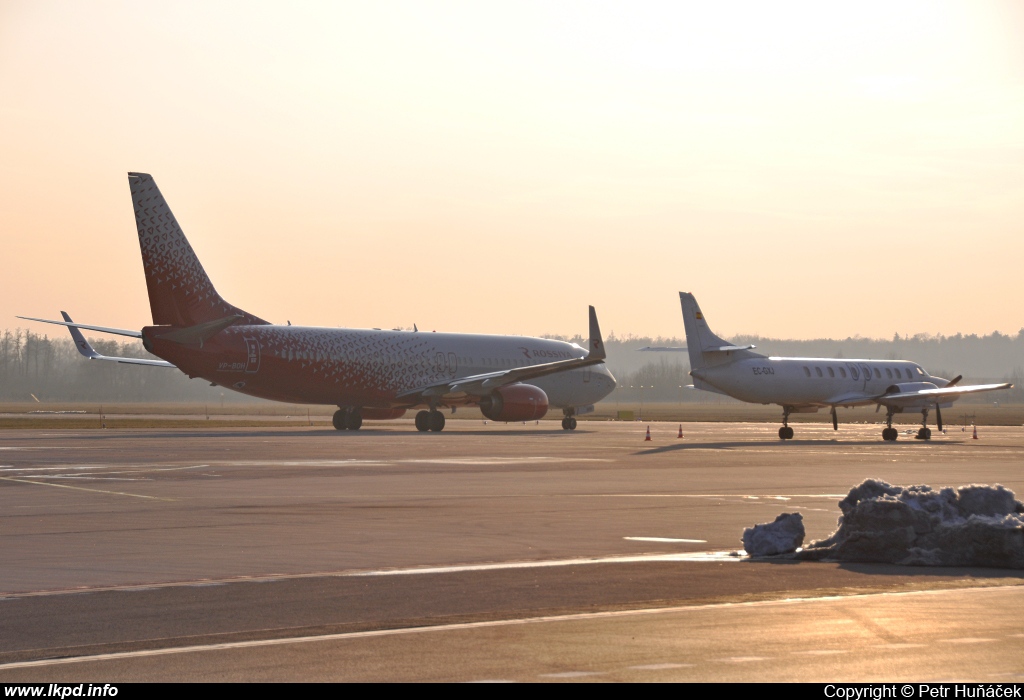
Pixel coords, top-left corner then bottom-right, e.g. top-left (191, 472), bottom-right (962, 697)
top-left (360, 408), bottom-right (407, 420)
top-left (478, 384), bottom-right (549, 422)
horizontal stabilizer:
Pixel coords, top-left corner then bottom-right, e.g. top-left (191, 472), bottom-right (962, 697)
top-left (706, 344), bottom-right (756, 353)
top-left (17, 315), bottom-right (142, 339)
top-left (638, 346), bottom-right (688, 352)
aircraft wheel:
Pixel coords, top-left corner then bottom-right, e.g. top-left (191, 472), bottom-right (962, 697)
top-left (345, 411), bottom-right (362, 431)
top-left (915, 427), bottom-right (931, 440)
top-left (779, 426), bottom-right (793, 440)
top-left (882, 428), bottom-right (897, 441)
top-left (332, 410), bottom-right (347, 431)
top-left (428, 410), bottom-right (446, 432)
top-left (415, 410), bottom-right (430, 432)
top-left (561, 417), bottom-right (568, 430)
top-left (562, 416), bottom-right (577, 430)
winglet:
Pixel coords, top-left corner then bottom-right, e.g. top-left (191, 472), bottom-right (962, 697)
top-left (588, 306), bottom-right (606, 361)
top-left (61, 311), bottom-right (101, 359)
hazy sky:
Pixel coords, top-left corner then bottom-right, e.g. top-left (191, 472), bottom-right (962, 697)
top-left (2, 1), bottom-right (1023, 340)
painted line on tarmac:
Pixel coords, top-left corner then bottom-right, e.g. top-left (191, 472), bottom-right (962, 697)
top-left (0, 477), bottom-right (174, 501)
top-left (0, 586), bottom-right (1006, 671)
top-left (624, 537), bottom-right (707, 544)
top-left (577, 493), bottom-right (846, 499)
top-left (348, 551), bottom-right (742, 576)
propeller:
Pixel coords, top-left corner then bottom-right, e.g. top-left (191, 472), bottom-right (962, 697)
top-left (946, 375), bottom-right (962, 388)
top-left (831, 406), bottom-right (838, 431)
top-left (936, 404), bottom-right (943, 432)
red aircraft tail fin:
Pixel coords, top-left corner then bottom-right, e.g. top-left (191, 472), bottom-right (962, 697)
top-left (128, 172), bottom-right (267, 327)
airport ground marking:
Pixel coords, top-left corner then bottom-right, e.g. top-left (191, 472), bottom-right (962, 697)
top-left (623, 537), bottom-right (707, 543)
top-left (0, 477), bottom-right (174, 501)
top-left (1, 585), bottom-right (1016, 672)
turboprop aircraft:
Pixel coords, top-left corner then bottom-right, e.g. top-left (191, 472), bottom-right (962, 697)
top-left (679, 292), bottom-right (1011, 441)
top-left (19, 173), bottom-right (615, 432)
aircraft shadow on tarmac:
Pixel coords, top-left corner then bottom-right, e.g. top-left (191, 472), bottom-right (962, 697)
top-left (741, 556), bottom-right (1024, 578)
top-left (19, 427), bottom-right (592, 441)
top-left (635, 439), bottom-right (965, 454)
top-left (833, 562), bottom-right (1024, 578)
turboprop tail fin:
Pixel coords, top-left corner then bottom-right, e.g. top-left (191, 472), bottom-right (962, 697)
top-left (679, 292), bottom-right (761, 375)
top-left (128, 172), bottom-right (267, 327)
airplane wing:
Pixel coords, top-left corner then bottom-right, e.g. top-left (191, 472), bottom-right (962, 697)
top-left (397, 306), bottom-right (606, 403)
top-left (878, 383), bottom-right (1012, 405)
top-left (822, 392), bottom-right (877, 407)
top-left (60, 312), bottom-right (176, 368)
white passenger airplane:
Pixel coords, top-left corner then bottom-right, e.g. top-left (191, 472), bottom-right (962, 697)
top-left (679, 292), bottom-right (1011, 441)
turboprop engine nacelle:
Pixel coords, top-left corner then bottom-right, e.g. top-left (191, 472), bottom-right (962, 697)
top-left (885, 382), bottom-right (939, 395)
top-left (479, 384), bottom-right (549, 422)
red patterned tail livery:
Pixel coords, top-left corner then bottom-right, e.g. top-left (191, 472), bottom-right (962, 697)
top-left (128, 173), bottom-right (267, 327)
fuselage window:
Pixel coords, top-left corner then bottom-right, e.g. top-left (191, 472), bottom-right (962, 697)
top-left (828, 367), bottom-right (835, 378)
top-left (839, 368), bottom-right (847, 378)
top-left (905, 368), bottom-right (913, 379)
top-left (885, 368), bottom-right (892, 379)
top-left (874, 368), bottom-right (881, 379)
top-left (915, 367), bottom-right (924, 376)
top-left (803, 366), bottom-right (811, 377)
top-left (815, 367), bottom-right (823, 377)
top-left (850, 366), bottom-right (859, 380)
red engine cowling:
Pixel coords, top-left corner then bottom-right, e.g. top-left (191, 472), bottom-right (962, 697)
top-left (360, 408), bottom-right (407, 420)
top-left (479, 384), bottom-right (549, 422)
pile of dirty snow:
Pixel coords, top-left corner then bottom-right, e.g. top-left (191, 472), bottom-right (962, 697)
top-left (793, 479), bottom-right (1024, 568)
top-left (743, 513), bottom-right (805, 556)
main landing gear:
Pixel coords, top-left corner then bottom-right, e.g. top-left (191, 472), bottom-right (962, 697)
top-left (561, 409), bottom-right (577, 431)
top-left (882, 405), bottom-right (900, 441)
top-left (778, 406), bottom-right (794, 440)
top-left (414, 409), bottom-right (446, 432)
top-left (332, 408), bottom-right (363, 431)
top-left (913, 407), bottom-right (935, 441)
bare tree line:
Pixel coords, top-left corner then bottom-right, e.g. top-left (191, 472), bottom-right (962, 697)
top-left (2, 327), bottom-right (1023, 403)
top-left (0, 330), bottom-right (236, 403)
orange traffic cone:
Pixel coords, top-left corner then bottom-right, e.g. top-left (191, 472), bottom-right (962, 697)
top-left (677, 424), bottom-right (683, 439)
top-left (972, 424), bottom-right (978, 440)
top-left (644, 426), bottom-right (652, 441)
